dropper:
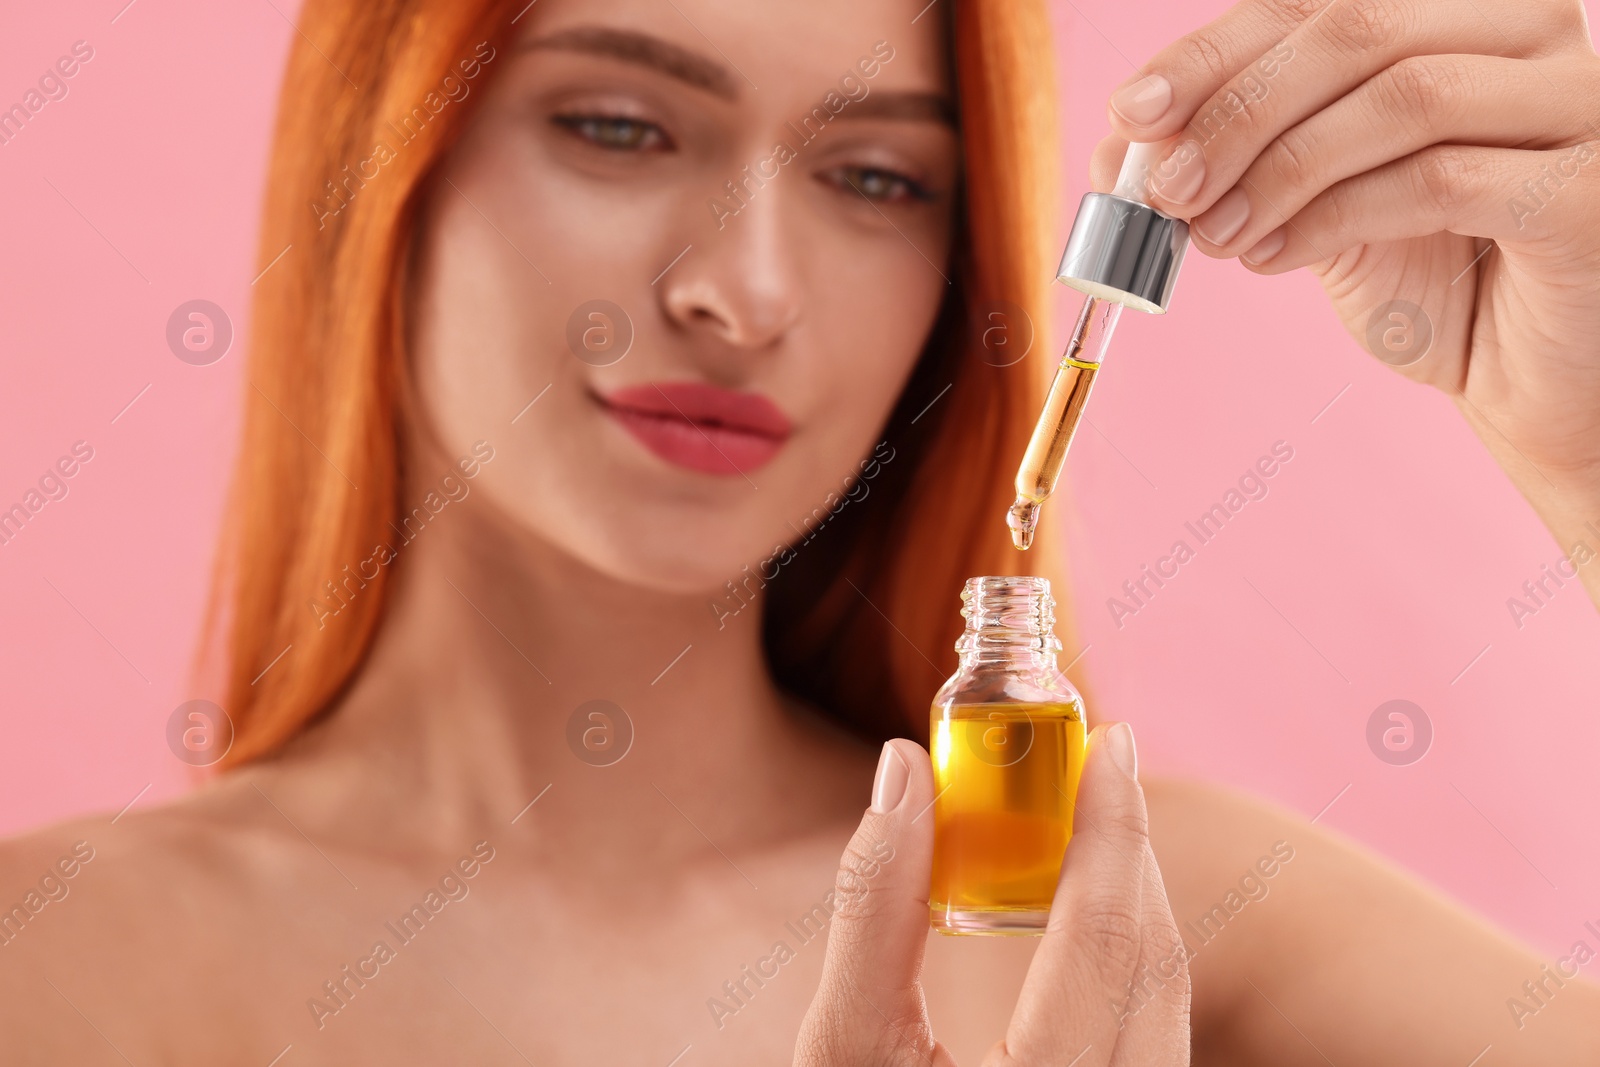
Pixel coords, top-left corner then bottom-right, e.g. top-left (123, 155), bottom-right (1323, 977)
top-left (1007, 142), bottom-right (1192, 549)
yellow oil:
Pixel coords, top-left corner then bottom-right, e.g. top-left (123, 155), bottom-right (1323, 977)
top-left (1007, 295), bottom-right (1121, 550)
top-left (1009, 361), bottom-right (1099, 551)
top-left (930, 701), bottom-right (1086, 934)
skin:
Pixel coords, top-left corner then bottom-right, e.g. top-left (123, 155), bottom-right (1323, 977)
top-left (0, 0), bottom-right (1597, 1063)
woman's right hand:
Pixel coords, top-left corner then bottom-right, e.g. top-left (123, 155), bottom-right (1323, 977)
top-left (795, 724), bottom-right (1191, 1066)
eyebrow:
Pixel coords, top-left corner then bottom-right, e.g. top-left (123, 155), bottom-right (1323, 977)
top-left (522, 26), bottom-right (955, 127)
top-left (522, 26), bottom-right (740, 101)
top-left (837, 91), bottom-right (956, 127)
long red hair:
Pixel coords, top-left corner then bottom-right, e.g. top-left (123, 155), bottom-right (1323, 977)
top-left (208, 0), bottom-right (1077, 767)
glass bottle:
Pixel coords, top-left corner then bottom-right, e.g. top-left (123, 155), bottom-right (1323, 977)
top-left (929, 575), bottom-right (1087, 935)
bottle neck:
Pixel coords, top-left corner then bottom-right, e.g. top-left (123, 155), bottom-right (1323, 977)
top-left (954, 576), bottom-right (1062, 669)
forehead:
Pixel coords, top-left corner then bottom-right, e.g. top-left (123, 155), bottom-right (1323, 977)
top-left (513, 0), bottom-right (951, 102)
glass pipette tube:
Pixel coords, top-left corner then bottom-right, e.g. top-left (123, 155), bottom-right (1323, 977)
top-left (1007, 295), bottom-right (1124, 549)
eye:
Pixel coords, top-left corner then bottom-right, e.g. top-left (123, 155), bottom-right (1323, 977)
top-left (552, 113), bottom-right (671, 151)
top-left (827, 165), bottom-right (932, 204)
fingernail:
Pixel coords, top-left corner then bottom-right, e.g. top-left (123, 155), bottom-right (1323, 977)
top-left (869, 742), bottom-right (909, 813)
top-left (1242, 226), bottom-right (1287, 266)
top-left (1109, 74), bottom-right (1173, 127)
top-left (1106, 723), bottom-right (1138, 780)
top-left (1152, 140), bottom-right (1205, 205)
top-left (1194, 186), bottom-right (1250, 245)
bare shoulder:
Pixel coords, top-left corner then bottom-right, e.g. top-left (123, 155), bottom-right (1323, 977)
top-left (1142, 776), bottom-right (1600, 1066)
top-left (0, 773), bottom-right (325, 1054)
top-left (1141, 774), bottom-right (1471, 982)
top-left (1143, 774), bottom-right (1511, 951)
top-left (0, 772), bottom-right (305, 908)
top-left (1142, 775), bottom-right (1307, 889)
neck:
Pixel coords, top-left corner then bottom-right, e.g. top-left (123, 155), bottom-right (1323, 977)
top-left (267, 484), bottom-right (870, 865)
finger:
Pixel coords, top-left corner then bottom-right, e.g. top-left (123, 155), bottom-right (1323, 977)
top-left (1240, 142), bottom-right (1600, 275)
top-left (1190, 54), bottom-right (1600, 255)
top-left (996, 723), bottom-right (1185, 1067)
top-left (1089, 134), bottom-right (1132, 194)
top-left (795, 740), bottom-right (955, 1067)
top-left (1107, 840), bottom-right (1190, 1066)
top-left (1104, 0), bottom-right (1313, 139)
top-left (1120, 0), bottom-right (1583, 216)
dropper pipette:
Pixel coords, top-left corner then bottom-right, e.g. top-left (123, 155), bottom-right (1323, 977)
top-left (1007, 142), bottom-right (1192, 550)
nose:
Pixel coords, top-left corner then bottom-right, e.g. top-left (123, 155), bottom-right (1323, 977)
top-left (659, 182), bottom-right (803, 358)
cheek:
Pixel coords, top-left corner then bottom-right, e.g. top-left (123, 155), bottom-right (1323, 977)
top-left (811, 245), bottom-right (950, 432)
top-left (411, 187), bottom-right (567, 441)
top-left (409, 194), bottom-right (599, 524)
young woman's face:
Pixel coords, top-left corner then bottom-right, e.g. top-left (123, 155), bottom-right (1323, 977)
top-left (410, 0), bottom-right (957, 593)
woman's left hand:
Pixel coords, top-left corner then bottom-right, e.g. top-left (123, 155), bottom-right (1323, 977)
top-left (1094, 0), bottom-right (1600, 597)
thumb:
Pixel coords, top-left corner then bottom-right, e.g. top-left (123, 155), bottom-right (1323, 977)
top-left (1002, 722), bottom-right (1188, 1066)
top-left (795, 739), bottom-right (953, 1067)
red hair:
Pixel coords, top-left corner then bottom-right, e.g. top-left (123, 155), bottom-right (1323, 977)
top-left (208, 0), bottom-right (1077, 767)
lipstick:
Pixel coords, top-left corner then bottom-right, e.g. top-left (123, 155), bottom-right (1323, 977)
top-left (598, 381), bottom-right (793, 476)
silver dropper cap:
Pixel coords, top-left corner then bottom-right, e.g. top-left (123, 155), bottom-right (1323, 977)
top-left (1056, 142), bottom-right (1190, 315)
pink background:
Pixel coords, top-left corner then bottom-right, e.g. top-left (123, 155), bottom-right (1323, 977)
top-left (1, 0), bottom-right (1595, 957)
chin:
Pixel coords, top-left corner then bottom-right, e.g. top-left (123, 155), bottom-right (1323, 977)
top-left (502, 468), bottom-right (795, 599)
top-left (570, 515), bottom-right (785, 598)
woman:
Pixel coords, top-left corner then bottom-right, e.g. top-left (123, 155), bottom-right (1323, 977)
top-left (2, 0), bottom-right (1597, 1062)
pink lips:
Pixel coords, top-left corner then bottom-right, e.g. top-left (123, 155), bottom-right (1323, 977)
top-left (598, 381), bottom-right (794, 476)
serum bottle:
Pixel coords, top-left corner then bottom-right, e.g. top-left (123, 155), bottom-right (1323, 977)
top-left (929, 576), bottom-right (1086, 935)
